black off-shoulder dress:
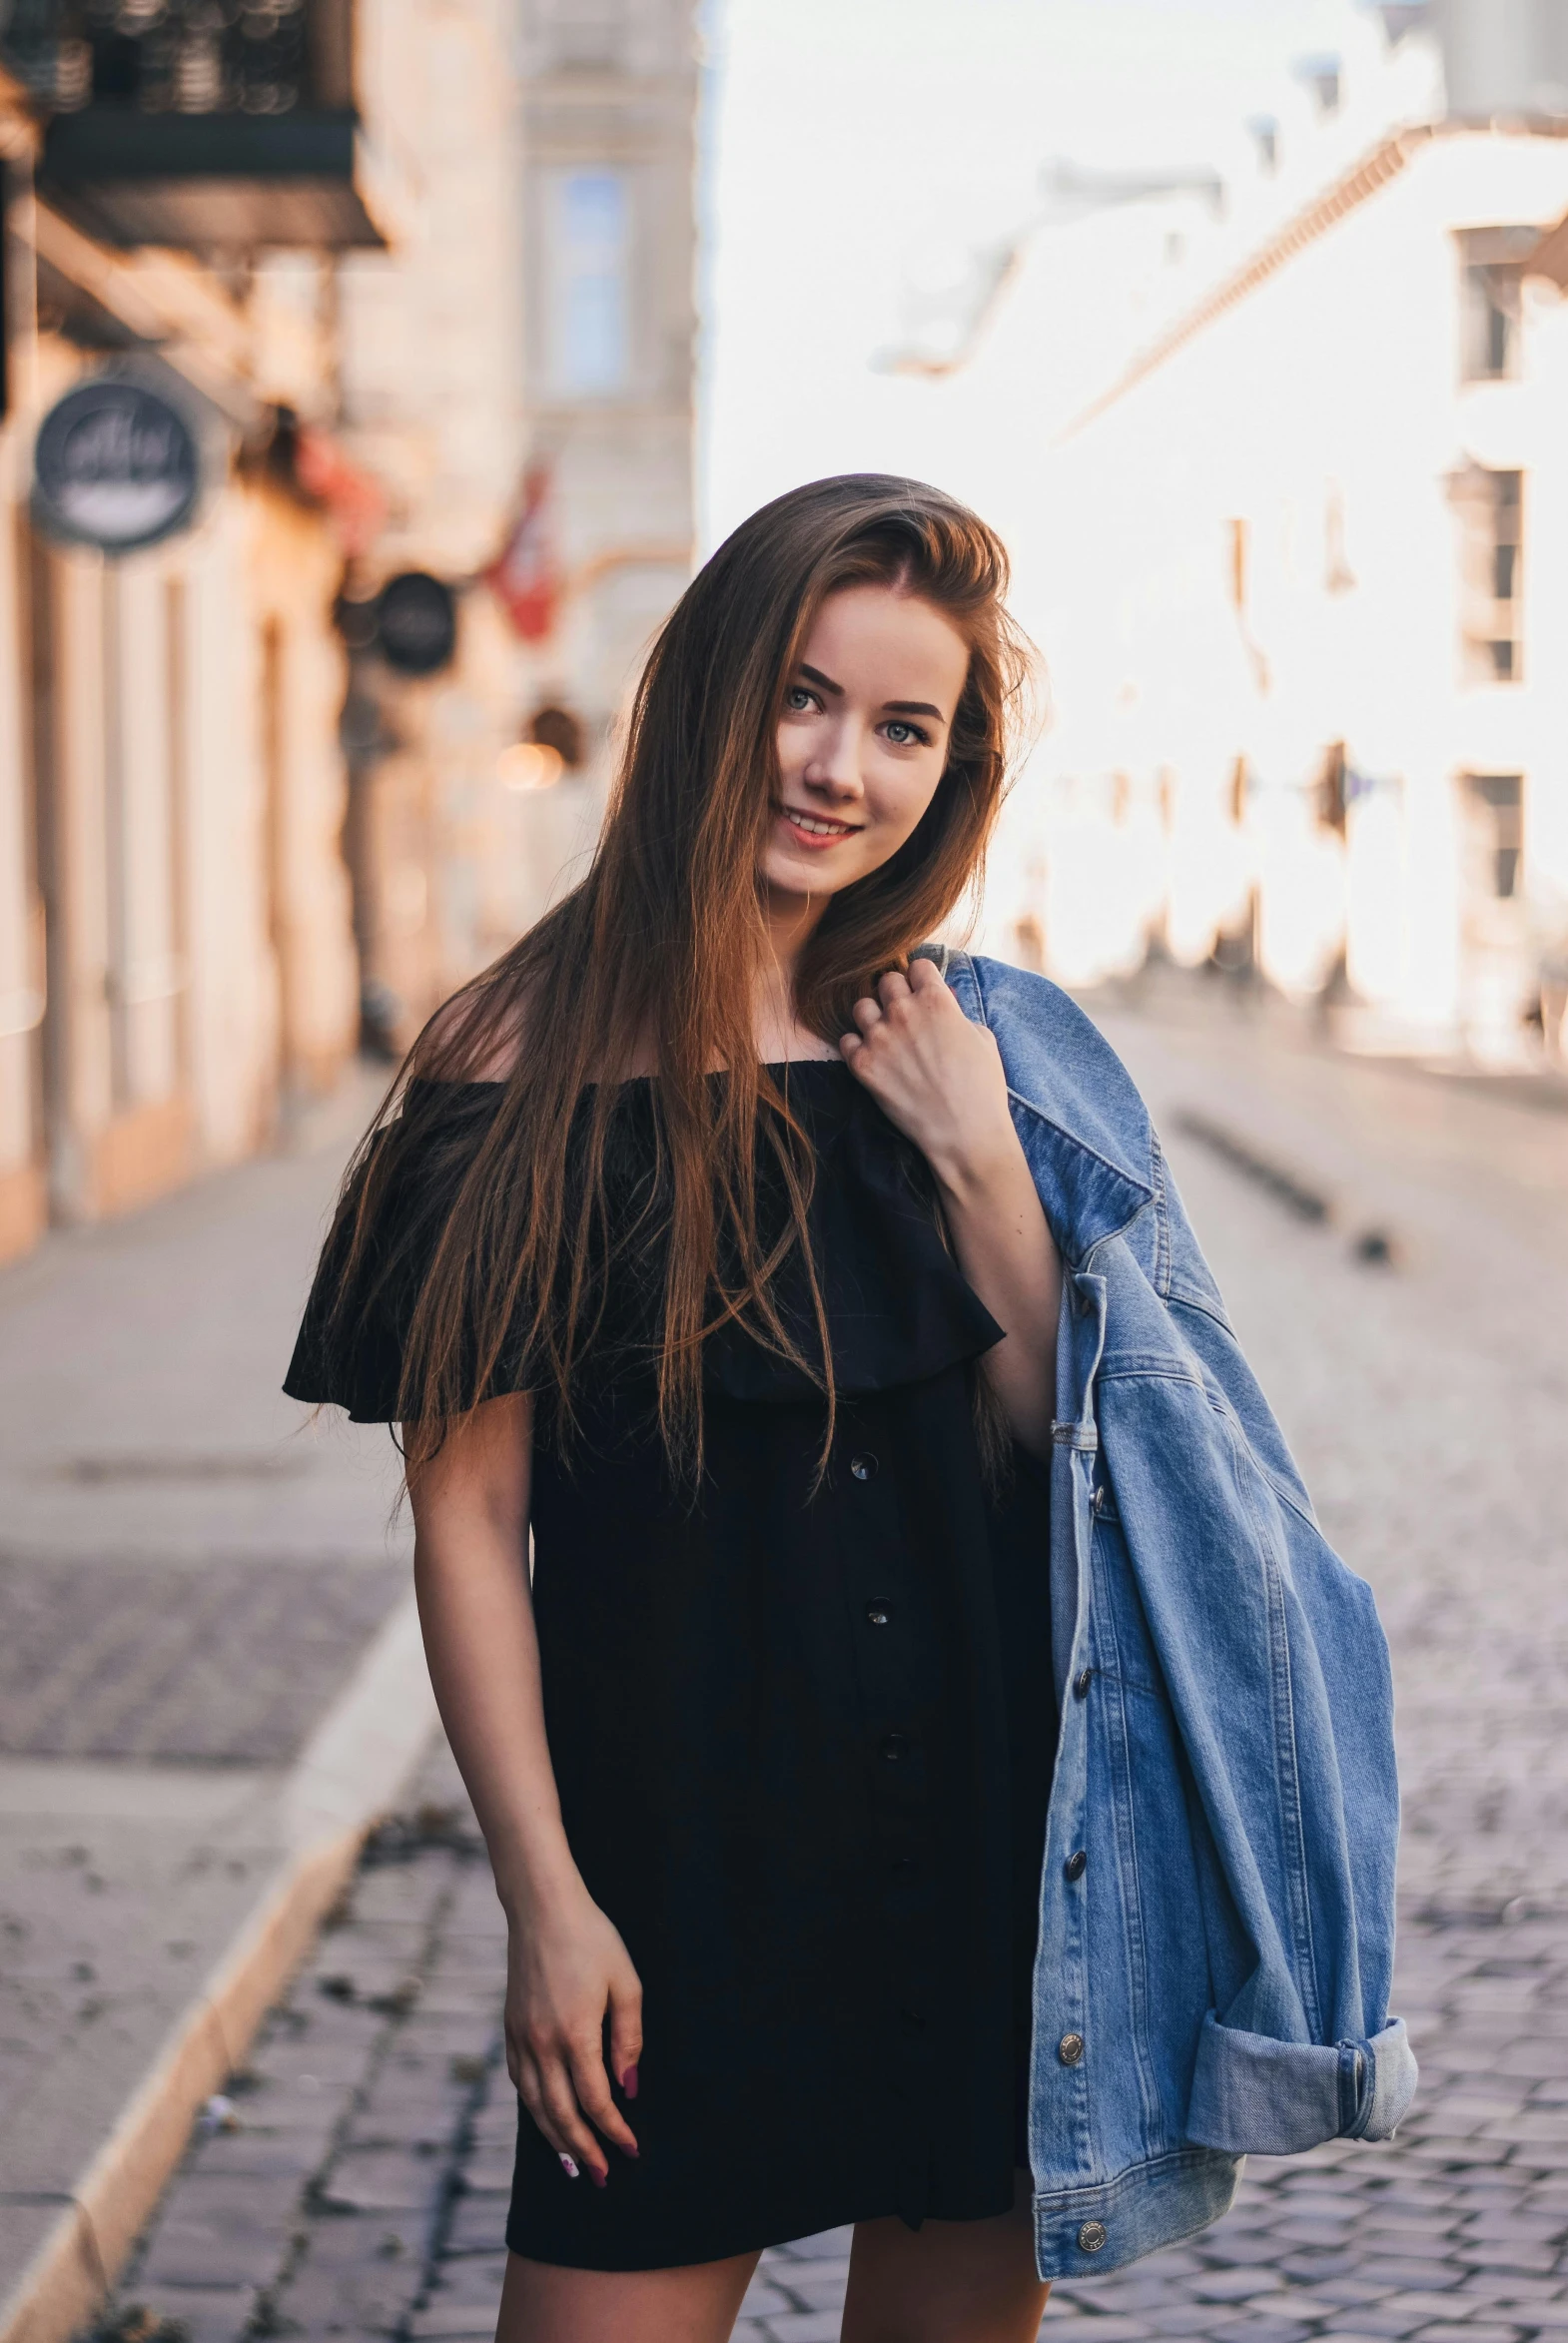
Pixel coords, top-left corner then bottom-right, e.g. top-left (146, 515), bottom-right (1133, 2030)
top-left (285, 1061), bottom-right (1055, 2272)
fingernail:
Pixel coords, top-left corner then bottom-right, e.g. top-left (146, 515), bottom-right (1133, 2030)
top-left (558, 2153), bottom-right (579, 2179)
top-left (624, 2142), bottom-right (639, 2158)
top-left (620, 2064), bottom-right (639, 2099)
top-left (590, 2167), bottom-right (607, 2189)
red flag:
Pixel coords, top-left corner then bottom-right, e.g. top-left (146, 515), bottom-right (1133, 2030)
top-left (486, 462), bottom-right (558, 642)
top-left (292, 423), bottom-right (387, 557)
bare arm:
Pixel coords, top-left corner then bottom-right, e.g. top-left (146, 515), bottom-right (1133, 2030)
top-left (839, 959), bottom-right (1062, 1458)
top-left (408, 1393), bottom-right (640, 2185)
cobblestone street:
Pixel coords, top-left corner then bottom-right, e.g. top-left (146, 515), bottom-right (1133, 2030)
top-left (92, 985), bottom-right (1568, 2343)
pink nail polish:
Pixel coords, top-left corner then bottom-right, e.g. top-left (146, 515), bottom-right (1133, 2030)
top-left (558, 2153), bottom-right (579, 2179)
top-left (590, 2167), bottom-right (607, 2188)
top-left (620, 2064), bottom-right (639, 2099)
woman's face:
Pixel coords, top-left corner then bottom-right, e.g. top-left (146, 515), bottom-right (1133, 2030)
top-left (761, 583), bottom-right (970, 909)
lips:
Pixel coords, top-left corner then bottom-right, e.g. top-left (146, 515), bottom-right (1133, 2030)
top-left (775, 804), bottom-right (862, 850)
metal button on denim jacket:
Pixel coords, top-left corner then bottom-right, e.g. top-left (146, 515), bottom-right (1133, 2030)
top-left (930, 950), bottom-right (1417, 2282)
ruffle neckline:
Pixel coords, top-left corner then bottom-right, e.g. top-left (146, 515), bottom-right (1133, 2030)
top-left (694, 1062), bottom-right (1005, 1403)
top-left (331, 1066), bottom-right (1006, 1413)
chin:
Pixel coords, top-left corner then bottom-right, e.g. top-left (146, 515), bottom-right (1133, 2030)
top-left (763, 853), bottom-right (842, 897)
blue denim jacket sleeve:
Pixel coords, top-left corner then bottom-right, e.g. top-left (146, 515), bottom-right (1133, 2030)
top-left (1151, 1158), bottom-right (1416, 2152)
top-left (952, 953), bottom-right (1417, 2170)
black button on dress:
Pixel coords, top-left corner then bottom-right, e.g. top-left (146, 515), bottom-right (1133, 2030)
top-left (285, 1061), bottom-right (1055, 2273)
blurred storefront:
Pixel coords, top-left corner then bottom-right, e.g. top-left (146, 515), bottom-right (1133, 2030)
top-left (0, 27), bottom-right (384, 1260)
top-left (0, 0), bottom-right (700, 1259)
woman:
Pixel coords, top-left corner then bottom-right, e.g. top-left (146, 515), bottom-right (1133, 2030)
top-left (288, 476), bottom-right (1413, 2343)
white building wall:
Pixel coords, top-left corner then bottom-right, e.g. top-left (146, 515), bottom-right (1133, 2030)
top-left (1525, 285), bottom-right (1568, 925)
top-left (971, 126), bottom-right (1568, 1064)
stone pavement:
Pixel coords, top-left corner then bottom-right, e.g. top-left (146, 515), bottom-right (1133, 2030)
top-left (80, 984), bottom-right (1568, 2340)
top-left (96, 1739), bottom-right (511, 2343)
top-left (0, 1072), bottom-right (412, 2297)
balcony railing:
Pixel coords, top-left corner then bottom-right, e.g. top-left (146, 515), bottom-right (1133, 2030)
top-left (1, 0), bottom-right (386, 249)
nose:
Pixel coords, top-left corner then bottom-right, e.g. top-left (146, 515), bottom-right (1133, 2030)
top-left (802, 715), bottom-right (865, 801)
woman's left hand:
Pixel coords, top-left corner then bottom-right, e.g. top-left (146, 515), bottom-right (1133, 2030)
top-left (840, 956), bottom-right (1062, 1457)
top-left (838, 958), bottom-right (1015, 1193)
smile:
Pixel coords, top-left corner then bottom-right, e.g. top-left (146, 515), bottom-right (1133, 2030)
top-left (776, 804), bottom-right (862, 844)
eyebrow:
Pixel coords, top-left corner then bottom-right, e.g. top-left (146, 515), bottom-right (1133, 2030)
top-left (795, 663), bottom-right (947, 724)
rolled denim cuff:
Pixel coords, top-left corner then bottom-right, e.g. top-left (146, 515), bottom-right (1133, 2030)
top-left (1356, 2014), bottom-right (1420, 2140)
top-left (1185, 2011), bottom-right (1418, 2154)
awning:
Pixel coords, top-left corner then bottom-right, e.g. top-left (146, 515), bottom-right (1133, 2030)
top-left (39, 111), bottom-right (390, 252)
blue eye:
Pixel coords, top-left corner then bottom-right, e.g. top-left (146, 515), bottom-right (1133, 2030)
top-left (784, 685), bottom-right (815, 712)
top-left (884, 719), bottom-right (930, 747)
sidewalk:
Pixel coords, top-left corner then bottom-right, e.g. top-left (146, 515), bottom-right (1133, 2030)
top-left (0, 1077), bottom-right (440, 2338)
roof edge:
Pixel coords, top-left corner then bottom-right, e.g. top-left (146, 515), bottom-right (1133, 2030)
top-left (1056, 124), bottom-right (1440, 443)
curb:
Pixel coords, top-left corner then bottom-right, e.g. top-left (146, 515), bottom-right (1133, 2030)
top-left (0, 1590), bottom-right (440, 2343)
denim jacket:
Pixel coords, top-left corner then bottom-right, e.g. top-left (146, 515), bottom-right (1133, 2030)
top-left (931, 949), bottom-right (1417, 2281)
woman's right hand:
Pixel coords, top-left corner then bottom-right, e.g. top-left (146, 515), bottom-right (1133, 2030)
top-left (505, 1874), bottom-right (643, 2185)
top-left (406, 1394), bottom-right (640, 2184)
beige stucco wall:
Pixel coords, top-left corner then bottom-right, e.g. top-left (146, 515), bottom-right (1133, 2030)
top-left (247, 484), bottom-right (361, 1104)
top-left (1, 329), bottom-right (359, 1239)
top-left (324, 0), bottom-right (530, 1050)
top-left (0, 349), bottom-right (46, 1260)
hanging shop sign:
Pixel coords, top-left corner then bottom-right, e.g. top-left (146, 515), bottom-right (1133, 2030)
top-left (376, 571), bottom-right (457, 675)
top-left (33, 374), bottom-right (202, 553)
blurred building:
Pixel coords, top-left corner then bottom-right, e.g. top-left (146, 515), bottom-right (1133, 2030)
top-left (502, 0), bottom-right (699, 920)
top-left (0, 0), bottom-right (699, 1259)
top-left (1435, 0), bottom-right (1568, 125)
top-left (322, 0), bottom-right (700, 1061)
top-left (993, 99), bottom-right (1568, 1070)
top-left (323, 0), bottom-right (529, 1061)
top-left (0, 29), bottom-right (382, 1261)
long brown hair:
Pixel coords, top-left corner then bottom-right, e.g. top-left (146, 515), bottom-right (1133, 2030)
top-left (332, 474), bottom-right (1034, 1481)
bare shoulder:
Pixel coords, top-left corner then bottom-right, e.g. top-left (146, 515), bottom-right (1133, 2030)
top-left (418, 984), bottom-right (530, 1085)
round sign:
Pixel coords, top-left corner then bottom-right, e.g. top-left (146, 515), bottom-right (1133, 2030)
top-left (377, 572), bottom-right (457, 675)
top-left (33, 376), bottom-right (202, 552)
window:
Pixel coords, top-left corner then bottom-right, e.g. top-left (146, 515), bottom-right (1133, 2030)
top-left (1449, 463), bottom-right (1523, 683)
top-left (546, 169), bottom-right (631, 398)
top-left (1460, 774), bottom-right (1523, 902)
top-left (1317, 741), bottom-right (1348, 836)
top-left (1228, 756), bottom-right (1249, 826)
top-left (1324, 480), bottom-right (1355, 593)
top-left (1458, 227), bottom-right (1540, 382)
top-left (1225, 516), bottom-right (1246, 611)
top-left (1292, 54), bottom-right (1341, 114)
